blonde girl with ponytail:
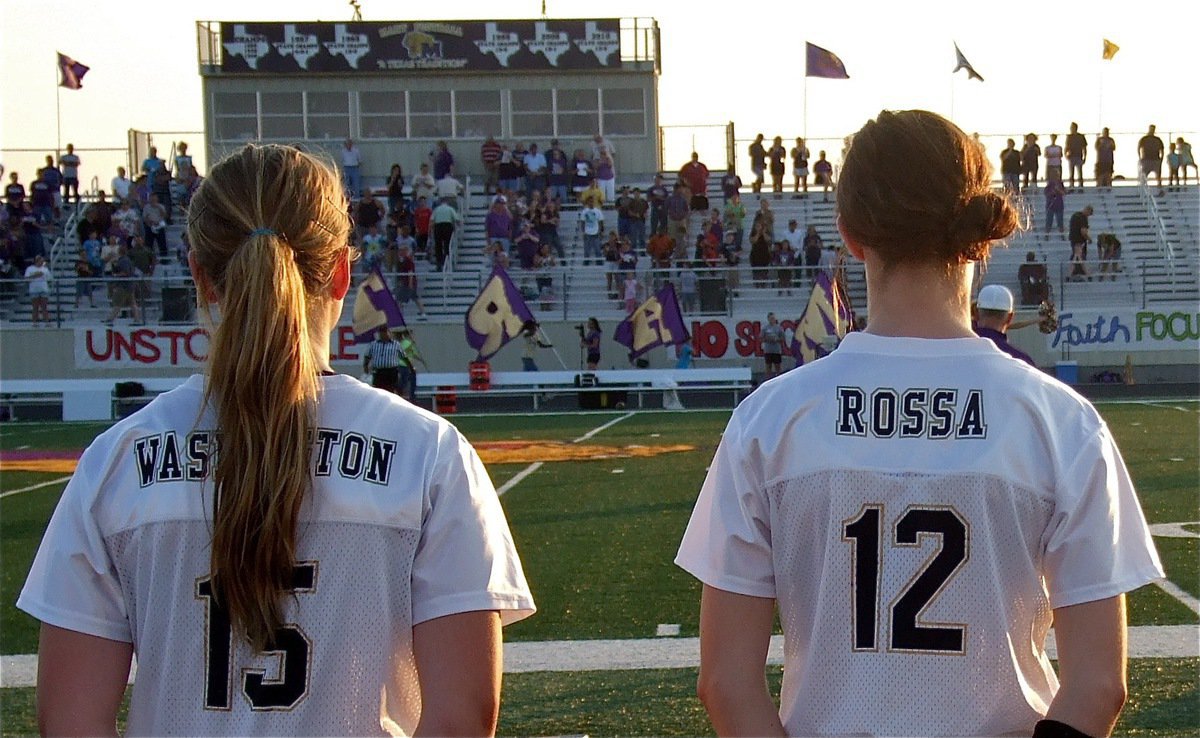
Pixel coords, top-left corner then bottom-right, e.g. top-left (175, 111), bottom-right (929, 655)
top-left (20, 144), bottom-right (535, 736)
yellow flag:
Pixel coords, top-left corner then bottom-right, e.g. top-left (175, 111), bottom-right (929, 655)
top-left (1102, 39), bottom-right (1120, 60)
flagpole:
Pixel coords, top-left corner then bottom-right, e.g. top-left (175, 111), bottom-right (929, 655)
top-left (803, 75), bottom-right (809, 140)
top-left (55, 55), bottom-right (62, 156)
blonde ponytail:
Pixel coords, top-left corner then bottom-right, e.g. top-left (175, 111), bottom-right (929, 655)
top-left (186, 145), bottom-right (351, 650)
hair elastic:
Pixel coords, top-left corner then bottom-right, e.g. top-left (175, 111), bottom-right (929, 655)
top-left (249, 228), bottom-right (277, 237)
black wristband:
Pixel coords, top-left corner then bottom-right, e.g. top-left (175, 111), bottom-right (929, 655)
top-left (1032, 719), bottom-right (1093, 738)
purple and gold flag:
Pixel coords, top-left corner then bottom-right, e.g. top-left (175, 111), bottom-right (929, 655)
top-left (465, 266), bottom-right (536, 361)
top-left (790, 271), bottom-right (854, 365)
top-left (613, 282), bottom-right (690, 360)
top-left (352, 267), bottom-right (406, 343)
top-left (806, 42), bottom-right (849, 79)
top-left (58, 53), bottom-right (89, 90)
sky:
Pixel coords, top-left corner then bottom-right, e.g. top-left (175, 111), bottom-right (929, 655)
top-left (2, 0), bottom-right (1197, 180)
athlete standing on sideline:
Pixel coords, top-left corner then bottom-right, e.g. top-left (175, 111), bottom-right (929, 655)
top-left (19, 144), bottom-right (535, 736)
top-left (677, 110), bottom-right (1162, 738)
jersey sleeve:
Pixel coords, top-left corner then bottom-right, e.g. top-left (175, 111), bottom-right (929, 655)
top-left (675, 413), bottom-right (776, 598)
top-left (17, 441), bottom-right (132, 643)
top-left (1041, 423), bottom-right (1165, 609)
top-left (410, 427), bottom-right (536, 626)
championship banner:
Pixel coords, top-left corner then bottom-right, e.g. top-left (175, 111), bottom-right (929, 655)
top-left (613, 282), bottom-right (690, 360)
top-left (464, 266), bottom-right (536, 361)
top-left (220, 19), bottom-right (620, 73)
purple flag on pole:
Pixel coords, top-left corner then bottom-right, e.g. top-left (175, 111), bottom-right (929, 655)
top-left (352, 267), bottom-right (406, 343)
top-left (613, 282), bottom-right (691, 360)
top-left (57, 52), bottom-right (89, 90)
top-left (806, 42), bottom-right (849, 79)
top-left (464, 266), bottom-right (536, 361)
top-left (789, 271), bottom-right (855, 365)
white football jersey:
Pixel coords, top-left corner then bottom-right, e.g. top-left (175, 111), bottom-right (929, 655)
top-left (677, 332), bottom-right (1163, 737)
top-left (19, 374), bottom-right (535, 736)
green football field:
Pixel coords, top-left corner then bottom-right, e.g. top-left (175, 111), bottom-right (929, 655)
top-left (1, 402), bottom-right (1197, 735)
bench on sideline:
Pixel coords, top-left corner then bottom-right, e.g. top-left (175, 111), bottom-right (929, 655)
top-left (0, 378), bottom-right (189, 421)
top-left (416, 368), bottom-right (753, 410)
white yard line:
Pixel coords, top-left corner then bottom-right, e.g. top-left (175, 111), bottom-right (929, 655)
top-left (496, 411), bottom-right (635, 497)
top-left (1156, 580), bottom-right (1200, 616)
top-left (3, 624), bottom-right (1196, 689)
top-left (0, 476), bottom-right (72, 500)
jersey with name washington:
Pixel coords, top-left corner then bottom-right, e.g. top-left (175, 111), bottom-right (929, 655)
top-left (19, 373), bottom-right (534, 736)
top-left (676, 332), bottom-right (1162, 737)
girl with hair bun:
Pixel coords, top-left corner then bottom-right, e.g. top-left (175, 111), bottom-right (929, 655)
top-left (678, 110), bottom-right (1161, 737)
top-left (20, 144), bottom-right (534, 736)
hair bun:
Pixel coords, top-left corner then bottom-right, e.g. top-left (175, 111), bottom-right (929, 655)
top-left (948, 191), bottom-right (1018, 248)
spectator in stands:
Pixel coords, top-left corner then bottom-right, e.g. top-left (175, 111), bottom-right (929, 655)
top-left (615, 186), bottom-right (633, 240)
top-left (1138, 124), bottom-right (1165, 195)
top-left (999, 139), bottom-right (1022, 194)
top-left (760, 312), bottom-right (785, 378)
top-left (580, 178), bottom-right (605, 209)
top-left (514, 221), bottom-right (541, 271)
top-left (1068, 205), bottom-right (1093, 281)
top-left (1065, 123), bottom-right (1087, 191)
top-left (1167, 143), bottom-right (1181, 190)
top-left (496, 145), bottom-right (520, 194)
top-left (1044, 134), bottom-right (1064, 184)
top-left (705, 209), bottom-right (724, 245)
top-left (30, 171), bottom-right (54, 225)
top-left (386, 164), bottom-right (406, 214)
top-left (595, 149), bottom-right (617, 204)
top-left (1044, 178), bottom-right (1066, 234)
top-left (680, 152), bottom-right (711, 211)
top-left (152, 163), bottom-right (174, 224)
top-left (534, 244), bottom-right (558, 309)
top-left (111, 167), bottom-right (133, 206)
top-left (141, 146), bottom-right (165, 192)
top-left (546, 139), bottom-right (570, 204)
top-left (666, 183), bottom-right (691, 254)
top-left (622, 270), bottom-right (641, 313)
top-left (813, 152), bottom-right (835, 201)
top-left (748, 133), bottom-right (767, 194)
top-left (773, 237), bottom-right (797, 295)
top-left (39, 155), bottom-right (63, 213)
top-left (410, 163), bottom-right (436, 205)
top-left (114, 199), bottom-right (141, 242)
top-left (89, 191), bottom-right (114, 236)
top-left (722, 192), bottom-right (746, 251)
top-left (647, 174), bottom-right (669, 235)
top-left (524, 143), bottom-right (547, 197)
top-left (1097, 233), bottom-right (1122, 280)
top-left (355, 189), bottom-right (385, 242)
top-left (480, 136), bottom-right (502, 196)
top-left (1020, 133), bottom-right (1041, 190)
top-left (361, 225), bottom-right (386, 272)
top-left (571, 149), bottom-right (593, 201)
top-left (174, 143), bottom-right (193, 185)
top-left (590, 135), bottom-right (616, 164)
top-left (536, 194), bottom-right (563, 259)
top-left (338, 138), bottom-right (363, 200)
top-left (768, 136), bottom-right (787, 196)
top-left (602, 231), bottom-right (622, 294)
top-left (60, 143), bottom-right (82, 209)
top-left (626, 188), bottom-right (648, 253)
top-left (1095, 127), bottom-right (1116, 188)
top-left (579, 199), bottom-right (603, 266)
top-left (435, 170), bottom-right (464, 203)
top-left (973, 284), bottom-right (1035, 366)
top-left (511, 141), bottom-right (528, 183)
top-left (25, 254), bottom-right (51, 326)
top-left (430, 197), bottom-right (460, 271)
top-left (128, 236), bottom-right (155, 308)
top-left (5, 172), bottom-right (25, 220)
top-left (72, 245), bottom-right (96, 308)
top-left (722, 231), bottom-right (742, 293)
top-left (143, 193), bottom-right (168, 257)
top-left (393, 243), bottom-right (426, 317)
top-left (752, 197), bottom-right (775, 243)
top-left (429, 140), bottom-right (454, 180)
top-left (791, 138), bottom-right (811, 197)
top-left (1179, 137), bottom-right (1197, 185)
top-left (720, 165), bottom-right (743, 202)
top-left (677, 260), bottom-right (698, 313)
top-left (647, 230), bottom-right (673, 272)
top-left (105, 244), bottom-right (142, 324)
top-left (1017, 251), bottom-right (1050, 306)
top-left (749, 217), bottom-right (772, 288)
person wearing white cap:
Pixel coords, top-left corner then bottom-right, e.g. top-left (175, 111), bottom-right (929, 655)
top-left (974, 284), bottom-right (1036, 366)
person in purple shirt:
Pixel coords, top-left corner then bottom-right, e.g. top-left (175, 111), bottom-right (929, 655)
top-left (974, 284), bottom-right (1036, 367)
top-left (545, 139), bottom-right (570, 204)
top-left (430, 140), bottom-right (455, 180)
top-left (513, 221), bottom-right (541, 270)
top-left (484, 197), bottom-right (514, 252)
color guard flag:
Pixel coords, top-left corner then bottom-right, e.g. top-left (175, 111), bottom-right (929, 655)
top-left (806, 42), bottom-right (849, 79)
top-left (613, 282), bottom-right (691, 360)
top-left (352, 267), bottom-right (406, 343)
top-left (953, 43), bottom-right (984, 81)
top-left (790, 271), bottom-right (855, 366)
top-left (57, 53), bottom-right (89, 90)
top-left (465, 266), bottom-right (536, 360)
top-left (1102, 39), bottom-right (1120, 60)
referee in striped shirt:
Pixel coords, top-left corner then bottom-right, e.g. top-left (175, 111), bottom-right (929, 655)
top-left (363, 326), bottom-right (404, 394)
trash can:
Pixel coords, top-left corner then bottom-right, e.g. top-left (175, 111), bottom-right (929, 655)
top-left (434, 386), bottom-right (457, 414)
top-left (698, 273), bottom-right (726, 313)
top-left (1054, 361), bottom-right (1079, 384)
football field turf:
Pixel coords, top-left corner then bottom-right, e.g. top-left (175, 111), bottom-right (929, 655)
top-left (1, 402), bottom-right (1196, 735)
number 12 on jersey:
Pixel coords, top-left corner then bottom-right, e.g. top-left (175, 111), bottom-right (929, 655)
top-left (842, 505), bottom-right (969, 653)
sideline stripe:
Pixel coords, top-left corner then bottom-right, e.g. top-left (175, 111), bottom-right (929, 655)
top-left (1156, 580), bottom-right (1200, 616)
top-left (3, 624), bottom-right (1196, 689)
top-left (0, 476), bottom-right (72, 500)
top-left (496, 411), bottom-right (635, 497)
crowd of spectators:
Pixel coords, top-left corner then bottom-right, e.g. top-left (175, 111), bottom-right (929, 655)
top-left (0, 142), bottom-right (201, 323)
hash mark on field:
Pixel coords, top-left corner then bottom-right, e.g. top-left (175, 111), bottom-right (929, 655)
top-left (0, 476), bottom-right (72, 500)
top-left (495, 412), bottom-right (635, 496)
